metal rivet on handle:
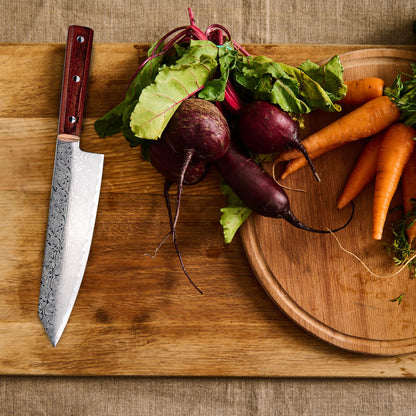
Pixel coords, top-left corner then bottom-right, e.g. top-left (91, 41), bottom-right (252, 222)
top-left (68, 116), bottom-right (77, 123)
top-left (77, 36), bottom-right (85, 43)
top-left (72, 75), bottom-right (80, 82)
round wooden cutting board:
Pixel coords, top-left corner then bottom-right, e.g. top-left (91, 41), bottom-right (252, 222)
top-left (240, 48), bottom-right (416, 356)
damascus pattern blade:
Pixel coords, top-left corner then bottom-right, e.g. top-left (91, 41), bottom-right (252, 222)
top-left (39, 139), bottom-right (103, 346)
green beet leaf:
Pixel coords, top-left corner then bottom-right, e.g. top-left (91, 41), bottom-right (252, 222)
top-left (233, 54), bottom-right (346, 114)
top-left (94, 42), bottom-right (164, 140)
top-left (198, 42), bottom-right (238, 102)
top-left (298, 55), bottom-right (347, 103)
top-left (219, 181), bottom-right (252, 244)
top-left (129, 40), bottom-right (219, 140)
top-left (278, 62), bottom-right (342, 112)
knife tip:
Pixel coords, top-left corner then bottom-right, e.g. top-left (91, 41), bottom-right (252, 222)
top-left (47, 332), bottom-right (62, 347)
top-left (41, 324), bottom-right (62, 347)
top-left (39, 305), bottom-right (65, 346)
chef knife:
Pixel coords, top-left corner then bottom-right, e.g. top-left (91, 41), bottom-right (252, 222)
top-left (38, 25), bottom-right (104, 346)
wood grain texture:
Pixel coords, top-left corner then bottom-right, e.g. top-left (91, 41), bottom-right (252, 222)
top-left (2, 43), bottom-right (416, 376)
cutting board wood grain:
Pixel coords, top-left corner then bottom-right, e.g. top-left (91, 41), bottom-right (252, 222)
top-left (1, 43), bottom-right (416, 377)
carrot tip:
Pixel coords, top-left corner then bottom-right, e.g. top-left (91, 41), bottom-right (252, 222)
top-left (372, 233), bottom-right (382, 241)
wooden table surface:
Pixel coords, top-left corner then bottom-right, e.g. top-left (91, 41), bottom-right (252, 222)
top-left (2, 42), bottom-right (416, 377)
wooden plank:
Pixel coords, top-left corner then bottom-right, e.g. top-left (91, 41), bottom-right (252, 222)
top-left (1, 43), bottom-right (416, 376)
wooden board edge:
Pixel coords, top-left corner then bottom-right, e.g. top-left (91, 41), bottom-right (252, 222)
top-left (240, 216), bottom-right (416, 357)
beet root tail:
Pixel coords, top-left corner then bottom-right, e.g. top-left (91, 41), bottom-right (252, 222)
top-left (164, 166), bottom-right (203, 295)
top-left (294, 142), bottom-right (321, 182)
top-left (283, 202), bottom-right (354, 234)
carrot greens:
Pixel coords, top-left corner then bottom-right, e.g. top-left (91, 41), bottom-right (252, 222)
top-left (390, 293), bottom-right (405, 305)
top-left (384, 63), bottom-right (416, 127)
top-left (387, 201), bottom-right (416, 278)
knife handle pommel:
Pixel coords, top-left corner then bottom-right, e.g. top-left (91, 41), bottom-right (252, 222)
top-left (58, 25), bottom-right (93, 137)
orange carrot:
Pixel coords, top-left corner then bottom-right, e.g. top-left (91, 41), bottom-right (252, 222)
top-left (372, 123), bottom-right (416, 240)
top-left (279, 142), bottom-right (345, 179)
top-left (278, 96), bottom-right (401, 162)
top-left (338, 77), bottom-right (385, 106)
top-left (336, 132), bottom-right (384, 209)
top-left (402, 149), bottom-right (416, 244)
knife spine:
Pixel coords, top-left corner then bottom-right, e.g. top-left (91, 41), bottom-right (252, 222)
top-left (58, 25), bottom-right (93, 137)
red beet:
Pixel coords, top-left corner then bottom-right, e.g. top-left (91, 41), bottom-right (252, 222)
top-left (237, 100), bottom-right (320, 181)
top-left (149, 138), bottom-right (209, 185)
top-left (216, 143), bottom-right (353, 233)
top-left (163, 98), bottom-right (231, 162)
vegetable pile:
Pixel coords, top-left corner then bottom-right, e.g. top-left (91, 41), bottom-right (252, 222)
top-left (276, 69), bottom-right (416, 275)
top-left (95, 8), bottom-right (352, 290)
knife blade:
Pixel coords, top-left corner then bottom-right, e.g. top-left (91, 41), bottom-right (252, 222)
top-left (38, 25), bottom-right (104, 347)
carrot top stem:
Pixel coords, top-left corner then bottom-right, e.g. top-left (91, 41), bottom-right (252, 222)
top-left (384, 63), bottom-right (416, 127)
top-left (387, 201), bottom-right (416, 278)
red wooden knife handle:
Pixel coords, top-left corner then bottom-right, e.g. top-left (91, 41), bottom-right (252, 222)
top-left (58, 25), bottom-right (93, 137)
